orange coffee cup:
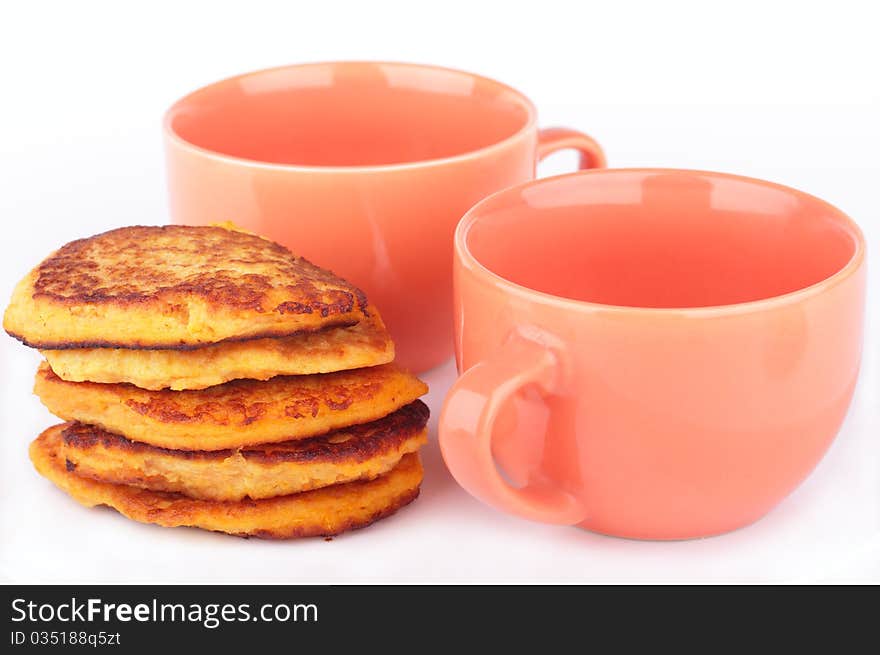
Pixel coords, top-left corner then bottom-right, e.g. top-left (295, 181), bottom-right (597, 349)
top-left (163, 62), bottom-right (605, 372)
top-left (439, 169), bottom-right (866, 539)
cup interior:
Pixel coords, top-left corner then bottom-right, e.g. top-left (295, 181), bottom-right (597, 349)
top-left (462, 171), bottom-right (860, 309)
top-left (166, 62), bottom-right (533, 167)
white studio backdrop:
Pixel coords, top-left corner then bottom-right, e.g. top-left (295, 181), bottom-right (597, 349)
top-left (1, 0), bottom-right (878, 582)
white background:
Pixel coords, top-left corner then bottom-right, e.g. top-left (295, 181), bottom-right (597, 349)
top-left (1, 0), bottom-right (878, 583)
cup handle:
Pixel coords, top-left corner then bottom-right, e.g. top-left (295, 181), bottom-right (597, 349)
top-left (439, 328), bottom-right (586, 524)
top-left (537, 127), bottom-right (607, 170)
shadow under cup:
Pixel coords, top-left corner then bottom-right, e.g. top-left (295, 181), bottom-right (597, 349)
top-left (448, 170), bottom-right (866, 539)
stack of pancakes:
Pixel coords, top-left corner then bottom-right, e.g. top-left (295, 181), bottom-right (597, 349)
top-left (3, 225), bottom-right (429, 538)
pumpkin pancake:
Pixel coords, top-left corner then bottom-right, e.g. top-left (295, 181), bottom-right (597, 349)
top-left (41, 306), bottom-right (393, 390)
top-left (59, 400), bottom-right (429, 500)
top-left (4, 224), bottom-right (369, 350)
top-left (34, 362), bottom-right (428, 451)
top-left (31, 425), bottom-right (423, 539)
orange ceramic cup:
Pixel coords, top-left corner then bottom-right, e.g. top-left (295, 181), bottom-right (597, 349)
top-left (163, 62), bottom-right (605, 372)
top-left (439, 169), bottom-right (866, 539)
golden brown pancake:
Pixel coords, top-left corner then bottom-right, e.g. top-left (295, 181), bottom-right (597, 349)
top-left (4, 224), bottom-right (369, 349)
top-left (34, 362), bottom-right (428, 451)
top-left (41, 307), bottom-right (393, 390)
top-left (31, 425), bottom-right (422, 539)
top-left (59, 400), bottom-right (429, 500)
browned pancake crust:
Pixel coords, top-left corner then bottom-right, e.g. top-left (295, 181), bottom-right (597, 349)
top-left (59, 401), bottom-right (429, 500)
top-left (41, 306), bottom-right (394, 390)
top-left (4, 224), bottom-right (369, 349)
top-left (63, 400), bottom-right (429, 463)
top-left (31, 425), bottom-right (423, 539)
top-left (34, 361), bottom-right (428, 450)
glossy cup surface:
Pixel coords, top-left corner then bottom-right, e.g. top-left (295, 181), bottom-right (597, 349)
top-left (164, 62), bottom-right (604, 371)
top-left (440, 169), bottom-right (865, 539)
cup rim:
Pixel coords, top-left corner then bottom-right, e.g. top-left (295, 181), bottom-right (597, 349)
top-left (163, 60), bottom-right (539, 173)
top-left (455, 168), bottom-right (866, 316)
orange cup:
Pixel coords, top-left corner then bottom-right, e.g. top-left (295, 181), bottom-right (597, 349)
top-left (439, 169), bottom-right (866, 539)
top-left (163, 62), bottom-right (605, 372)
